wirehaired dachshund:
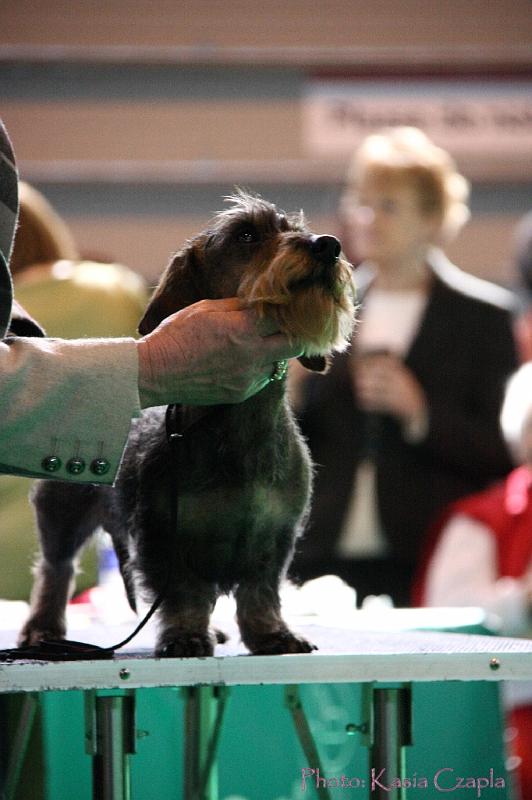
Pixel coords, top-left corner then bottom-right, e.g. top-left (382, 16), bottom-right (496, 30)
top-left (20, 190), bottom-right (356, 657)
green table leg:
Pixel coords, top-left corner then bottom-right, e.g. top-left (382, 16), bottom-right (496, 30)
top-left (183, 685), bottom-right (229, 800)
top-left (3, 693), bottom-right (38, 800)
top-left (285, 685), bottom-right (332, 800)
top-left (366, 685), bottom-right (412, 800)
top-left (85, 690), bottom-right (136, 800)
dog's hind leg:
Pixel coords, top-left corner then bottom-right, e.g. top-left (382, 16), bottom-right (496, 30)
top-left (18, 482), bottom-right (106, 647)
top-left (155, 580), bottom-right (218, 658)
top-left (235, 579), bottom-right (316, 655)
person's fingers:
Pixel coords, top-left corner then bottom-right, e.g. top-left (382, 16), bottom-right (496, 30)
top-left (185, 298), bottom-right (273, 326)
top-left (181, 300), bottom-right (302, 355)
top-left (190, 297), bottom-right (244, 313)
top-left (185, 299), bottom-right (287, 341)
top-left (243, 376), bottom-right (273, 401)
top-left (196, 303), bottom-right (301, 359)
top-left (254, 314), bottom-right (282, 336)
top-left (259, 331), bottom-right (304, 361)
top-left (217, 304), bottom-right (283, 337)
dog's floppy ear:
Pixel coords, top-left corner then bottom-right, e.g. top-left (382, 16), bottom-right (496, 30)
top-left (138, 242), bottom-right (203, 335)
top-left (297, 355), bottom-right (331, 374)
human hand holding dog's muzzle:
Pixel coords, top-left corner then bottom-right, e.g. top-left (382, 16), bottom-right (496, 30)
top-left (137, 296), bottom-right (302, 407)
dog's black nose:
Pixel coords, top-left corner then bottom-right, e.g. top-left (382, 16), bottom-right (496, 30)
top-left (310, 235), bottom-right (341, 263)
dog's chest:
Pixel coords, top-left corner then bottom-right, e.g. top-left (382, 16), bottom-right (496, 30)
top-left (179, 481), bottom-right (294, 538)
top-left (138, 399), bottom-right (309, 491)
top-left (130, 403), bottom-right (312, 582)
top-left (151, 478), bottom-right (308, 584)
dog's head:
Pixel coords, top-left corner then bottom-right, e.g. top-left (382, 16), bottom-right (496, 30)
top-left (139, 190), bottom-right (356, 370)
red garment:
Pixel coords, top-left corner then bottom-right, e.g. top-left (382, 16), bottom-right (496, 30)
top-left (412, 465), bottom-right (532, 605)
top-left (515, 312), bottom-right (532, 363)
top-left (509, 706), bottom-right (532, 800)
top-left (412, 466), bottom-right (532, 800)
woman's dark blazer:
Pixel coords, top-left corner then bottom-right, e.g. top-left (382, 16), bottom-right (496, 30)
top-left (295, 250), bottom-right (519, 568)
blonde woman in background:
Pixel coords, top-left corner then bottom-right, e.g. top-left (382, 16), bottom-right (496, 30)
top-left (291, 127), bottom-right (518, 606)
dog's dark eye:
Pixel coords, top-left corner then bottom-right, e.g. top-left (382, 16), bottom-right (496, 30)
top-left (236, 227), bottom-right (258, 244)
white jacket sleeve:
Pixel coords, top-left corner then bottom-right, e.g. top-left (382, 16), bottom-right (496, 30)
top-left (0, 335), bottom-right (142, 484)
top-left (424, 514), bottom-right (531, 636)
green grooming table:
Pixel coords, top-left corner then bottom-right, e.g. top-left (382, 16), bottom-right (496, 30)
top-left (1, 609), bottom-right (531, 800)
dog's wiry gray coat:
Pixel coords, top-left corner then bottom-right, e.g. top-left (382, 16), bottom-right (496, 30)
top-left (20, 191), bottom-right (355, 657)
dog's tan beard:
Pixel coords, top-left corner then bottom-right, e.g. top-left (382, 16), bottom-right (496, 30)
top-left (238, 250), bottom-right (356, 356)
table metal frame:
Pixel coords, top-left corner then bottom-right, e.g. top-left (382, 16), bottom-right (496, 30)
top-left (2, 626), bottom-right (532, 800)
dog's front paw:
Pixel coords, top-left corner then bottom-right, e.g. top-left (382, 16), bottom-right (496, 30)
top-left (18, 620), bottom-right (66, 648)
top-left (246, 629), bottom-right (317, 656)
top-left (155, 631), bottom-right (216, 658)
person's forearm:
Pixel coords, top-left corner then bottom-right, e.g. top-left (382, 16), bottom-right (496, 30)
top-left (0, 299), bottom-right (302, 481)
top-left (137, 335), bottom-right (166, 409)
top-left (0, 336), bottom-right (141, 483)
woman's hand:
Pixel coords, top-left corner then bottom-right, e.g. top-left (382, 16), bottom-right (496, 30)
top-left (355, 352), bottom-right (427, 428)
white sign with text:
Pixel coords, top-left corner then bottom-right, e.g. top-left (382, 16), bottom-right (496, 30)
top-left (303, 81), bottom-right (532, 159)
